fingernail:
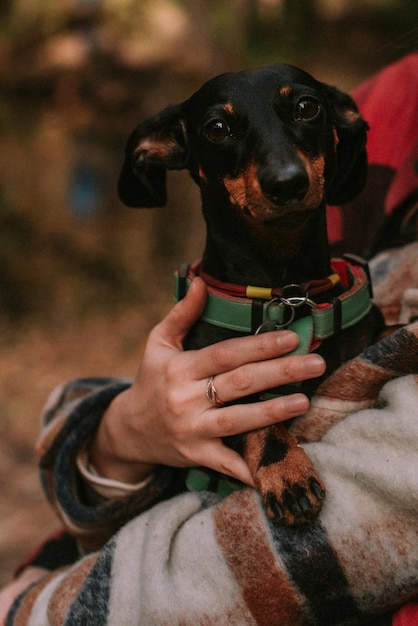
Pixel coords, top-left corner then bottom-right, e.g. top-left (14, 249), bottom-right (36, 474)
top-left (276, 331), bottom-right (298, 351)
top-left (283, 394), bottom-right (308, 416)
top-left (303, 354), bottom-right (326, 376)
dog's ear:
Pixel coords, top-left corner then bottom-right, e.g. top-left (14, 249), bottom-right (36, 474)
top-left (323, 85), bottom-right (369, 205)
top-left (118, 104), bottom-right (188, 207)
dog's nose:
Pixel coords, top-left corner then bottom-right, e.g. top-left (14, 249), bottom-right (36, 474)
top-left (261, 163), bottom-right (309, 206)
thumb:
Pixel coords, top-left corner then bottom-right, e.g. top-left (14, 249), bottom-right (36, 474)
top-left (158, 277), bottom-right (207, 349)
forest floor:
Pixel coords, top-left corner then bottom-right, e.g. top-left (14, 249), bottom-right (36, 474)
top-left (0, 306), bottom-right (161, 587)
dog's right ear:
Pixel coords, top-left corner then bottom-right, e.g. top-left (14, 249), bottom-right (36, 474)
top-left (118, 104), bottom-right (188, 207)
top-left (323, 85), bottom-right (369, 205)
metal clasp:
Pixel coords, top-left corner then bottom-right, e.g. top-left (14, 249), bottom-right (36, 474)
top-left (254, 284), bottom-right (317, 334)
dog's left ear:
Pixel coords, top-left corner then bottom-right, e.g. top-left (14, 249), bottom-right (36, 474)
top-left (324, 85), bottom-right (369, 205)
top-left (118, 103), bottom-right (188, 207)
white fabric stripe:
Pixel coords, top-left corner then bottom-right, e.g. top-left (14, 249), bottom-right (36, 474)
top-left (108, 492), bottom-right (255, 625)
top-left (25, 571), bottom-right (68, 626)
top-left (305, 375), bottom-right (418, 611)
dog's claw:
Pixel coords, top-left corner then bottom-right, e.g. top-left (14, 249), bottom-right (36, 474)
top-left (272, 501), bottom-right (284, 521)
top-left (268, 489), bottom-right (315, 522)
top-left (288, 498), bottom-right (302, 517)
top-left (311, 479), bottom-right (325, 500)
top-left (299, 495), bottom-right (311, 513)
top-left (262, 474), bottom-right (326, 526)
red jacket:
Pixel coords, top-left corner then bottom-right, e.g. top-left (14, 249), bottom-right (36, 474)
top-left (327, 53), bottom-right (418, 257)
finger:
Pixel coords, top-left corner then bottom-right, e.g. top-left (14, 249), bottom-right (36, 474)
top-left (209, 353), bottom-right (325, 405)
top-left (155, 278), bottom-right (207, 349)
top-left (202, 393), bottom-right (310, 439)
top-left (191, 329), bottom-right (301, 379)
top-left (193, 441), bottom-right (256, 486)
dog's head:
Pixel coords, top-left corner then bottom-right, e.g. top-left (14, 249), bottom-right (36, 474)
top-left (118, 64), bottom-right (368, 226)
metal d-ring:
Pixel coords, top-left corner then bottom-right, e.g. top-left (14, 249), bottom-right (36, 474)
top-left (254, 289), bottom-right (318, 335)
top-left (255, 297), bottom-right (295, 334)
top-left (280, 295), bottom-right (318, 309)
top-left (281, 283), bottom-right (318, 309)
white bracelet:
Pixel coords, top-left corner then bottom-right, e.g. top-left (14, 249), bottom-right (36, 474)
top-left (76, 448), bottom-right (154, 499)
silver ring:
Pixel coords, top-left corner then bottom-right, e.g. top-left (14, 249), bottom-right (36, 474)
top-left (205, 376), bottom-right (225, 408)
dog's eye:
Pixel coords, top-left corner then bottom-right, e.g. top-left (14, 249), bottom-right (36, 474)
top-left (204, 120), bottom-right (231, 142)
top-left (295, 99), bottom-right (321, 121)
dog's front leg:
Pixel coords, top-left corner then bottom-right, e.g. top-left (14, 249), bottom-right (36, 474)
top-left (242, 424), bottom-right (326, 525)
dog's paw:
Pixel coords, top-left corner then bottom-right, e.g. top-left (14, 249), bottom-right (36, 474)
top-left (243, 425), bottom-right (326, 526)
top-left (259, 454), bottom-right (326, 526)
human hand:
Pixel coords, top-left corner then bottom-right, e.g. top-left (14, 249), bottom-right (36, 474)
top-left (88, 278), bottom-right (326, 487)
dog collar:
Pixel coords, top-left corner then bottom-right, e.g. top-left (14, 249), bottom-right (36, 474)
top-left (174, 255), bottom-right (372, 345)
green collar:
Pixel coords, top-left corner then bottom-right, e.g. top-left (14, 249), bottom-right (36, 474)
top-left (175, 256), bottom-right (372, 347)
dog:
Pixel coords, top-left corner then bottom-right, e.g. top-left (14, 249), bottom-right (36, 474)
top-left (117, 64), bottom-right (385, 526)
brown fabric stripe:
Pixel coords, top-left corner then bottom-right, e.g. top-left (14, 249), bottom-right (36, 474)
top-left (36, 412), bottom-right (68, 460)
top-left (11, 568), bottom-right (67, 626)
top-left (316, 324), bottom-right (418, 404)
top-left (315, 358), bottom-right (394, 403)
top-left (47, 553), bottom-right (98, 623)
top-left (214, 489), bottom-right (306, 626)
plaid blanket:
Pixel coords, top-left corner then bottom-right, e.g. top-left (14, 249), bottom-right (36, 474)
top-left (6, 322), bottom-right (418, 625)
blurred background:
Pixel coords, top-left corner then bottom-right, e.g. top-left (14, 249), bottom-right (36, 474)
top-left (0, 0), bottom-right (416, 585)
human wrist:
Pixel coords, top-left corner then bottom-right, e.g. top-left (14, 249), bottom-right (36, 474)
top-left (87, 391), bottom-right (157, 485)
top-left (77, 447), bottom-right (154, 498)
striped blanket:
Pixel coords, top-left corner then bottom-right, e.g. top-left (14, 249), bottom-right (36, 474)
top-left (6, 321), bottom-right (418, 625)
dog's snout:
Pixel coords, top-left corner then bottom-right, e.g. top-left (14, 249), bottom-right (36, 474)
top-left (261, 163), bottom-right (309, 206)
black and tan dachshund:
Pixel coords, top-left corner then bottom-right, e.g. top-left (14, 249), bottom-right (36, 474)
top-left (118, 64), bottom-right (385, 526)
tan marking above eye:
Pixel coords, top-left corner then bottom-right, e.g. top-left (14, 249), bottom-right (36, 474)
top-left (223, 103), bottom-right (234, 114)
top-left (280, 86), bottom-right (293, 98)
